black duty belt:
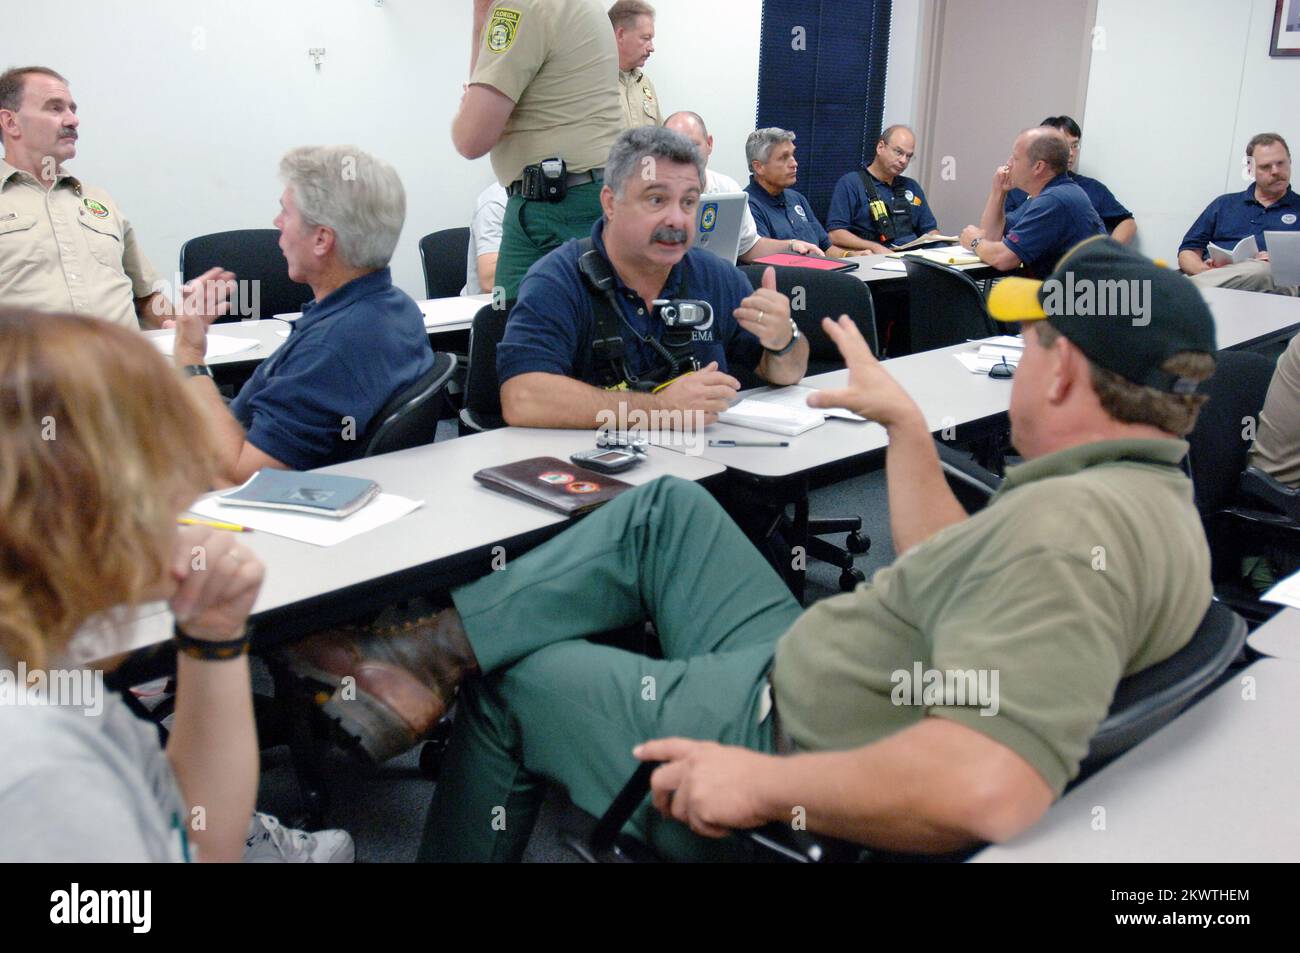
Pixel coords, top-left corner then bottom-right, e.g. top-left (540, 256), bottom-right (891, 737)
top-left (507, 167), bottom-right (605, 198)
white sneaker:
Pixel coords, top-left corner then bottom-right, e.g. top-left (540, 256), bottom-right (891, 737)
top-left (243, 811), bottom-right (355, 863)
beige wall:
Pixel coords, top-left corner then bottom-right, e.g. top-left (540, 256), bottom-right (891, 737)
top-left (914, 0), bottom-right (1099, 232)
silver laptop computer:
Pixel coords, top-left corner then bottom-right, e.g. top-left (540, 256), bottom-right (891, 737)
top-left (693, 191), bottom-right (748, 265)
top-left (1266, 231), bottom-right (1300, 287)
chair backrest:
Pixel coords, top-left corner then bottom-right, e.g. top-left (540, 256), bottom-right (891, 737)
top-left (1185, 349), bottom-right (1278, 514)
top-left (1078, 599), bottom-right (1246, 775)
top-left (738, 264), bottom-right (878, 377)
top-left (459, 303), bottom-right (513, 433)
top-left (359, 352), bottom-right (458, 457)
top-left (419, 227), bottom-right (473, 300)
top-left (902, 256), bottom-right (997, 352)
top-left (180, 229), bottom-right (314, 323)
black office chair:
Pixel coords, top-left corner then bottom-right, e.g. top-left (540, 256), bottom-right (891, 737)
top-left (1183, 349), bottom-right (1300, 623)
top-left (902, 255), bottom-right (998, 353)
top-left (458, 302), bottom-right (513, 434)
top-left (359, 352), bottom-right (458, 457)
top-left (180, 229), bottom-right (313, 323)
top-left (419, 227), bottom-right (473, 300)
top-left (739, 264), bottom-right (879, 591)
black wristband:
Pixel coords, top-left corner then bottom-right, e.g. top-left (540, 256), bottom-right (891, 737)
top-left (173, 622), bottom-right (250, 661)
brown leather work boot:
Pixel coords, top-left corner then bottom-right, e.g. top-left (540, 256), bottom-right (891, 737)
top-left (280, 605), bottom-right (478, 764)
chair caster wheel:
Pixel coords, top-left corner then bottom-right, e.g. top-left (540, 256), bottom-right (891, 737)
top-left (419, 718), bottom-right (455, 779)
top-left (839, 567), bottom-right (866, 591)
top-left (845, 531), bottom-right (870, 555)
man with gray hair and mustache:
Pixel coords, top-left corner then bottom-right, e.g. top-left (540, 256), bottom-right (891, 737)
top-left (496, 125), bottom-right (809, 430)
top-left (169, 145), bottom-right (434, 487)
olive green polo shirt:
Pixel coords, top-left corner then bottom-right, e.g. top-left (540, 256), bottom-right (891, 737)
top-left (618, 68), bottom-right (662, 128)
top-left (470, 0), bottom-right (624, 186)
top-left (0, 160), bottom-right (159, 329)
top-left (772, 438), bottom-right (1212, 795)
top-left (1247, 331), bottom-right (1300, 487)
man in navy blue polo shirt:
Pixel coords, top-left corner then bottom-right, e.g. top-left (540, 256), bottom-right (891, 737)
top-left (1004, 116), bottom-right (1136, 246)
top-left (1178, 133), bottom-right (1299, 295)
top-left (169, 145), bottom-right (434, 485)
top-left (826, 125), bottom-right (942, 255)
top-left (497, 125), bottom-right (809, 430)
top-left (743, 127), bottom-right (851, 258)
top-left (959, 127), bottom-right (1105, 278)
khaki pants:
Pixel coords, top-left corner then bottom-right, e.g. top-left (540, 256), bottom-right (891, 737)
top-left (1190, 258), bottom-right (1299, 296)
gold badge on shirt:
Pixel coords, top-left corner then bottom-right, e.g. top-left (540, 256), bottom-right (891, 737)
top-left (486, 8), bottom-right (521, 53)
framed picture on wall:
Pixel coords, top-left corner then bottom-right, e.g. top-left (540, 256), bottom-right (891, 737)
top-left (1271, 0), bottom-right (1300, 55)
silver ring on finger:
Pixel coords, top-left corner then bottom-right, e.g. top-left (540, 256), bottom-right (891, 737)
top-left (757, 310), bottom-right (765, 324)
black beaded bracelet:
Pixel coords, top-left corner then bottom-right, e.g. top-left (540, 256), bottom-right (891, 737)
top-left (173, 622), bottom-right (251, 661)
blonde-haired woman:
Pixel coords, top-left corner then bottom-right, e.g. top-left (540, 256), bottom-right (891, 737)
top-left (0, 307), bottom-right (267, 861)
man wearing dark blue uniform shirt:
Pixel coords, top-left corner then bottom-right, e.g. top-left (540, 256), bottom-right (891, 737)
top-left (1177, 133), bottom-right (1299, 295)
top-left (1004, 116), bottom-right (1135, 245)
top-left (960, 128), bottom-right (1105, 278)
top-left (827, 125), bottom-right (941, 255)
top-left (498, 125), bottom-right (808, 429)
top-left (169, 146), bottom-right (434, 486)
top-left (742, 127), bottom-right (850, 258)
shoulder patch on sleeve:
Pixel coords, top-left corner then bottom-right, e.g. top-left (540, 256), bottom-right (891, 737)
top-left (486, 8), bottom-right (522, 54)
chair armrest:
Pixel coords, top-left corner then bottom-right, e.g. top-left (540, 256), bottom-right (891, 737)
top-left (1239, 467), bottom-right (1300, 523)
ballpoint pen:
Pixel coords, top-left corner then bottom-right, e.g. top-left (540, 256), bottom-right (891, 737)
top-left (708, 439), bottom-right (790, 448)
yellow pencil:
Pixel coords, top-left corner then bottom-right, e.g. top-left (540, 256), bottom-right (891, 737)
top-left (178, 517), bottom-right (251, 533)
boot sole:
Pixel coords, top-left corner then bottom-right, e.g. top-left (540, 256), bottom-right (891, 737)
top-left (285, 660), bottom-right (421, 765)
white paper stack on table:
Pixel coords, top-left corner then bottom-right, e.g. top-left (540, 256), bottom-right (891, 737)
top-left (1207, 235), bottom-right (1258, 267)
top-left (151, 332), bottom-right (260, 358)
top-left (954, 335), bottom-right (1024, 374)
top-left (889, 243), bottom-right (981, 266)
top-left (718, 385), bottom-right (869, 435)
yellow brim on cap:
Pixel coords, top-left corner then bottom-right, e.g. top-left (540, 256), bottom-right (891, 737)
top-left (987, 277), bottom-right (1047, 322)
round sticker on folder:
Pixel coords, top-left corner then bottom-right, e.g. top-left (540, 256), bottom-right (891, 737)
top-left (538, 471), bottom-right (574, 485)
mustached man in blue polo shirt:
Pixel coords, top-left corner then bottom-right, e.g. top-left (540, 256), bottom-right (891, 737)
top-left (960, 127), bottom-right (1105, 277)
top-left (743, 127), bottom-right (852, 259)
top-left (1177, 132), bottom-right (1299, 296)
top-left (497, 125), bottom-right (809, 430)
top-left (1004, 116), bottom-right (1136, 246)
top-left (168, 146), bottom-right (434, 486)
top-left (826, 124), bottom-right (942, 255)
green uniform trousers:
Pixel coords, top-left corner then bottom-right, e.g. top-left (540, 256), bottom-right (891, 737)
top-left (418, 477), bottom-right (804, 862)
top-left (493, 181), bottom-right (605, 300)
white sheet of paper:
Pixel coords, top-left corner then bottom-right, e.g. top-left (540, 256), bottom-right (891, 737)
top-left (151, 332), bottom-right (260, 358)
top-left (872, 259), bottom-right (908, 272)
top-left (955, 351), bottom-right (1019, 374)
top-left (420, 293), bottom-right (492, 329)
top-left (1262, 567), bottom-right (1300, 609)
top-left (188, 493), bottom-right (424, 547)
top-left (750, 385), bottom-right (867, 421)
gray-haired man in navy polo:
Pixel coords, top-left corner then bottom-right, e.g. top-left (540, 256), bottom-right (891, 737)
top-left (959, 127), bottom-right (1105, 278)
top-left (169, 145), bottom-right (434, 487)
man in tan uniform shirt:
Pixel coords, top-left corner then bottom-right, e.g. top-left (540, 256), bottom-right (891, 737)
top-left (610, 1), bottom-right (662, 128)
top-left (0, 66), bottom-right (166, 329)
top-left (452, 0), bottom-right (624, 299)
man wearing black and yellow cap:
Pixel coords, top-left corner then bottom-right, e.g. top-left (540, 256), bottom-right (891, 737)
top-left (298, 235), bottom-right (1218, 861)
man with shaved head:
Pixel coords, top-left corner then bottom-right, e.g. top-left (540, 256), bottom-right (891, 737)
top-left (960, 127), bottom-right (1105, 276)
top-left (664, 110), bottom-right (824, 262)
top-left (827, 124), bottom-right (943, 255)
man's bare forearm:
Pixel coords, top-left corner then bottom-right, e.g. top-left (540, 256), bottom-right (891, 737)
top-left (501, 372), bottom-right (671, 429)
top-left (978, 191), bottom-right (1007, 240)
top-left (180, 374), bottom-right (247, 481)
top-left (1178, 249), bottom-right (1207, 275)
top-left (750, 720), bottom-right (1052, 852)
top-left (881, 409), bottom-right (968, 555)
